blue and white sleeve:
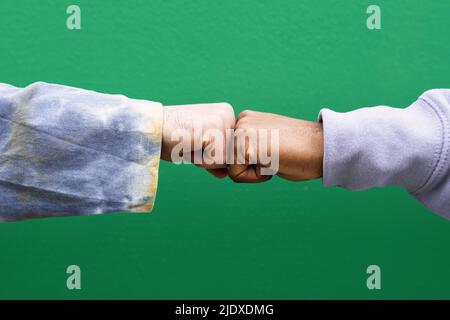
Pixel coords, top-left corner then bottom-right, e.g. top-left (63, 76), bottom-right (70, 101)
top-left (0, 82), bottom-right (163, 221)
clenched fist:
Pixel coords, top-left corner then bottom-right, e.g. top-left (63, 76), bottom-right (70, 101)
top-left (161, 103), bottom-right (235, 178)
top-left (229, 110), bottom-right (324, 183)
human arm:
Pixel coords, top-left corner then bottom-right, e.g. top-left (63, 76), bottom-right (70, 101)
top-left (0, 82), bottom-right (234, 221)
top-left (229, 90), bottom-right (450, 220)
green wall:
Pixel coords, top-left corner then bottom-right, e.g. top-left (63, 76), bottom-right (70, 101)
top-left (0, 0), bottom-right (449, 299)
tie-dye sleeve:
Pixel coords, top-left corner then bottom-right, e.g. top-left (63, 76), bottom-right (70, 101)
top-left (0, 82), bottom-right (163, 221)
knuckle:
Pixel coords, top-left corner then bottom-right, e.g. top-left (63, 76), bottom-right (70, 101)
top-left (215, 103), bottom-right (233, 117)
top-left (214, 103), bottom-right (235, 125)
top-left (219, 102), bottom-right (233, 113)
top-left (235, 118), bottom-right (252, 130)
top-left (240, 110), bottom-right (253, 117)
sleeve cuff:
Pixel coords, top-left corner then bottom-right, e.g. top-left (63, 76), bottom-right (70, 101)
top-left (126, 99), bottom-right (164, 213)
top-left (318, 99), bottom-right (443, 193)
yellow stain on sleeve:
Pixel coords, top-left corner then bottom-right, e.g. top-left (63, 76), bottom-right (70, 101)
top-left (129, 101), bottom-right (163, 214)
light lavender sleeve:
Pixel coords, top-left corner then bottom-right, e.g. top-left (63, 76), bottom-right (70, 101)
top-left (319, 89), bottom-right (450, 219)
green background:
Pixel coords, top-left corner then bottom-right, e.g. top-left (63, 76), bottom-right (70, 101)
top-left (0, 0), bottom-right (449, 299)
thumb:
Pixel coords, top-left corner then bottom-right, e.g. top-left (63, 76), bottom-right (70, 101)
top-left (229, 164), bottom-right (272, 183)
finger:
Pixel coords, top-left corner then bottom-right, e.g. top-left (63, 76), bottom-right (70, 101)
top-left (206, 168), bottom-right (228, 179)
top-left (236, 109), bottom-right (256, 122)
top-left (193, 144), bottom-right (229, 169)
top-left (195, 162), bottom-right (228, 170)
top-left (229, 164), bottom-right (272, 183)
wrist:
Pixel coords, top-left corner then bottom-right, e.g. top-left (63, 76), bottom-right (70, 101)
top-left (310, 121), bottom-right (324, 179)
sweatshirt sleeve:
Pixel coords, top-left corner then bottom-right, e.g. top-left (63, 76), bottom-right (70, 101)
top-left (319, 89), bottom-right (450, 219)
top-left (0, 82), bottom-right (163, 221)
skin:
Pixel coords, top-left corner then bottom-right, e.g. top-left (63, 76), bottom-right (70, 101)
top-left (161, 103), bottom-right (235, 178)
top-left (161, 105), bottom-right (324, 183)
top-left (229, 110), bottom-right (324, 183)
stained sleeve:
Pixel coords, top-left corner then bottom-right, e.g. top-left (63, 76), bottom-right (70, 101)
top-left (0, 82), bottom-right (163, 221)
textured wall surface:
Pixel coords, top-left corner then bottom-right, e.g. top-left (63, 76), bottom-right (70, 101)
top-left (0, 0), bottom-right (449, 299)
